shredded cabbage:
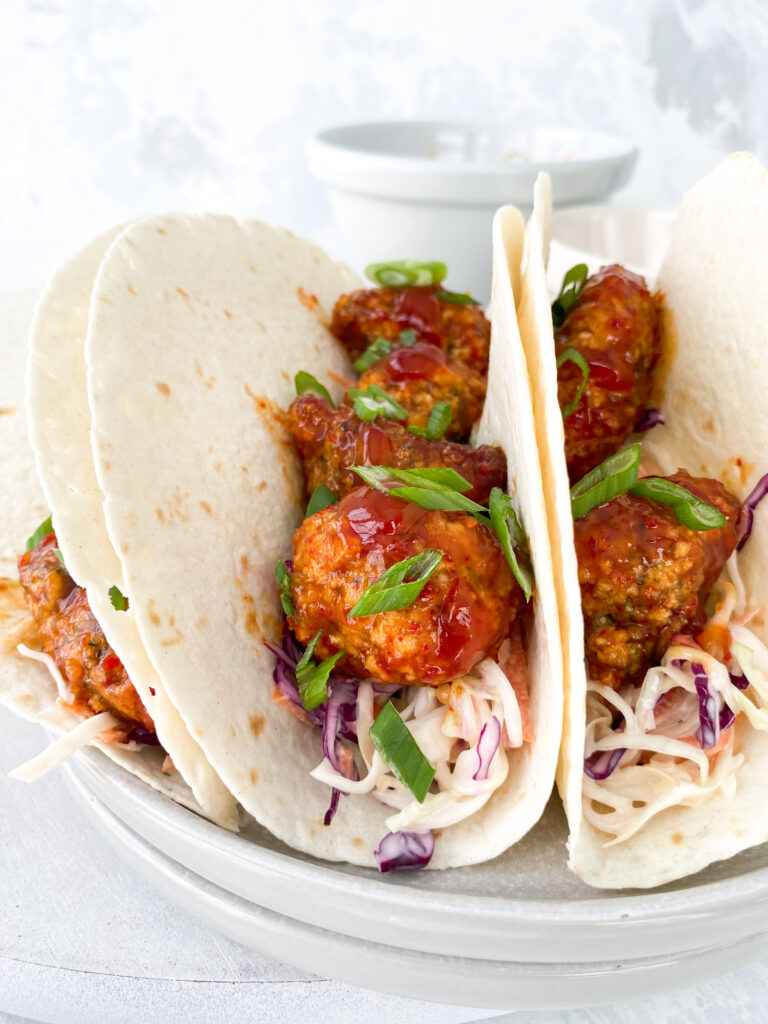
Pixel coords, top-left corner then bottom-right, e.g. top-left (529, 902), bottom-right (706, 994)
top-left (9, 710), bottom-right (120, 781)
top-left (310, 657), bottom-right (522, 833)
top-left (584, 575), bottom-right (768, 845)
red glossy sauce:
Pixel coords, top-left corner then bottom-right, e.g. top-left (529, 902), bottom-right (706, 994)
top-left (379, 341), bottom-right (447, 381)
top-left (584, 341), bottom-right (636, 392)
top-left (331, 488), bottom-right (511, 681)
top-left (392, 287), bottom-right (442, 333)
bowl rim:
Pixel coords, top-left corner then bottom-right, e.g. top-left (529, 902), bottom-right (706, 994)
top-left (309, 119), bottom-right (639, 177)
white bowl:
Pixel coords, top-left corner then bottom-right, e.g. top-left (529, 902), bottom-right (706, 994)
top-left (307, 120), bottom-right (638, 302)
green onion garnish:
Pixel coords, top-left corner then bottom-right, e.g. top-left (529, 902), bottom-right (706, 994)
top-left (353, 337), bottom-right (392, 374)
top-left (398, 329), bottom-right (418, 346)
top-left (351, 465), bottom-right (472, 494)
top-left (306, 484), bottom-right (338, 517)
top-left (351, 466), bottom-right (533, 599)
top-left (389, 487), bottom-right (487, 516)
top-left (108, 585), bottom-right (129, 611)
top-left (556, 347), bottom-right (590, 419)
top-left (25, 515), bottom-right (53, 552)
top-left (347, 386), bottom-right (409, 423)
top-left (53, 548), bottom-right (66, 568)
top-left (369, 700), bottom-right (435, 802)
top-left (436, 290), bottom-right (481, 306)
top-left (629, 478), bottom-right (727, 531)
top-left (570, 444), bottom-right (642, 519)
top-left (552, 263), bottom-right (589, 328)
top-left (365, 260), bottom-right (448, 288)
top-left (348, 550), bottom-right (443, 618)
top-left (407, 402), bottom-right (452, 440)
top-left (488, 488), bottom-right (533, 601)
top-left (295, 630), bottom-right (343, 710)
top-left (275, 560), bottom-right (295, 618)
top-left (295, 370), bottom-right (334, 407)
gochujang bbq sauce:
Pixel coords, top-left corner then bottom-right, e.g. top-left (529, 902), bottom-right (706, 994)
top-left (18, 532), bottom-right (155, 734)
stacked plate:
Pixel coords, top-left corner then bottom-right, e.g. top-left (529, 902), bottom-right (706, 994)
top-left (59, 206), bottom-right (768, 1012)
top-left (65, 745), bottom-right (768, 1011)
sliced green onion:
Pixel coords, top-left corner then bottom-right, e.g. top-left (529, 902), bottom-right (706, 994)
top-left (552, 263), bottom-right (589, 328)
top-left (389, 487), bottom-right (487, 516)
top-left (398, 329), bottom-right (418, 346)
top-left (365, 260), bottom-right (448, 288)
top-left (488, 489), bottom-right (533, 602)
top-left (630, 478), bottom-right (727, 531)
top-left (571, 444), bottom-right (642, 520)
top-left (556, 347), bottom-right (590, 419)
top-left (295, 370), bottom-right (334, 407)
top-left (348, 550), bottom-right (443, 618)
top-left (351, 465), bottom-right (472, 494)
top-left (369, 700), bottom-right (435, 802)
top-left (353, 337), bottom-right (392, 374)
top-left (436, 290), bottom-right (481, 306)
top-left (108, 585), bottom-right (129, 611)
top-left (295, 630), bottom-right (343, 710)
top-left (306, 484), bottom-right (338, 517)
top-left (53, 548), bottom-right (66, 568)
top-left (275, 560), bottom-right (295, 618)
top-left (26, 515), bottom-right (53, 552)
top-left (347, 385), bottom-right (408, 423)
top-left (408, 402), bottom-right (452, 440)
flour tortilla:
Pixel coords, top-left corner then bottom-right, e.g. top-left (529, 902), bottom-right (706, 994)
top-left (520, 155), bottom-right (768, 888)
top-left (86, 212), bottom-right (563, 868)
top-left (0, 288), bottom-right (229, 815)
top-left (25, 227), bottom-right (237, 828)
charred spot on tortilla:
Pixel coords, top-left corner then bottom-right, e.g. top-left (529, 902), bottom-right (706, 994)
top-left (297, 287), bottom-right (321, 314)
top-left (176, 286), bottom-right (192, 304)
top-left (249, 713), bottom-right (265, 739)
top-left (199, 500), bottom-right (212, 516)
top-left (156, 381), bottom-right (170, 396)
top-left (249, 769), bottom-right (258, 785)
top-left (0, 407), bottom-right (16, 416)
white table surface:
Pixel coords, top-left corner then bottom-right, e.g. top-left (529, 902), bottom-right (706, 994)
top-left (2, 705), bottom-right (768, 1023)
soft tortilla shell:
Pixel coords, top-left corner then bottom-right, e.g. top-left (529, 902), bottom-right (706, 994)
top-left (86, 212), bottom-right (561, 867)
top-left (523, 156), bottom-right (768, 888)
top-left (0, 290), bottom-right (220, 815)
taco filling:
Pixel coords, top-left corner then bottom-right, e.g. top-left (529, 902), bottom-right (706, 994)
top-left (9, 523), bottom-right (161, 755)
top-left (267, 261), bottom-right (534, 871)
top-left (553, 263), bottom-right (663, 482)
top-left (551, 263), bottom-right (768, 846)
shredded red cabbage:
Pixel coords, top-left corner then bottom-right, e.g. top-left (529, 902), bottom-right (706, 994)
top-left (730, 672), bottom-right (749, 691)
top-left (321, 680), bottom-right (360, 825)
top-left (584, 746), bottom-right (625, 780)
top-left (473, 716), bottom-right (501, 781)
top-left (264, 619), bottom-right (361, 826)
top-left (636, 408), bottom-right (665, 431)
top-left (693, 663), bottom-right (720, 749)
top-left (737, 473), bottom-right (768, 551)
top-left (126, 726), bottom-right (161, 747)
top-left (375, 830), bottom-right (435, 871)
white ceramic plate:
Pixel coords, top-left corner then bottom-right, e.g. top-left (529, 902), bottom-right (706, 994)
top-left (67, 746), bottom-right (768, 968)
top-left (64, 760), bottom-right (768, 1012)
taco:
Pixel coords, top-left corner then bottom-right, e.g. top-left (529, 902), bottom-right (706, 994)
top-left (0, 238), bottom-right (236, 828)
top-left (74, 210), bottom-right (562, 869)
top-left (517, 153), bottom-right (768, 888)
